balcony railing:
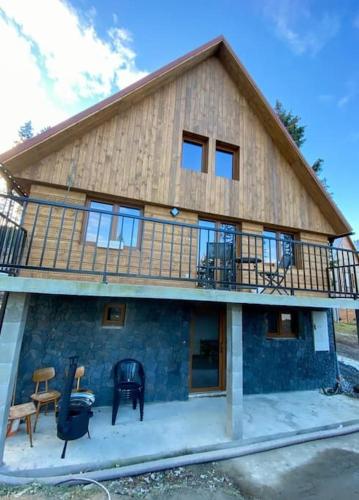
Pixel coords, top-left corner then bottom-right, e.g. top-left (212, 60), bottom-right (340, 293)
top-left (0, 194), bottom-right (358, 298)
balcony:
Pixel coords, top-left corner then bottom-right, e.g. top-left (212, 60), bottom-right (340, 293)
top-left (0, 194), bottom-right (358, 298)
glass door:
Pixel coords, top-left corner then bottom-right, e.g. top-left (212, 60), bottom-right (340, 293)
top-left (189, 304), bottom-right (225, 392)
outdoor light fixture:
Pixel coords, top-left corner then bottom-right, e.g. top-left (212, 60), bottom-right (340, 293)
top-left (170, 207), bottom-right (180, 217)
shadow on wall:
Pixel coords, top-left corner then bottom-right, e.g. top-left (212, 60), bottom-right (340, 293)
top-left (16, 295), bottom-right (191, 406)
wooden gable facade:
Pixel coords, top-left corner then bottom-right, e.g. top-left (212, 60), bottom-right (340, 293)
top-left (5, 55), bottom-right (341, 236)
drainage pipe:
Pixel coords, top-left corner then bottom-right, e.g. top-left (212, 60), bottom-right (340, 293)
top-left (1, 422), bottom-right (359, 486)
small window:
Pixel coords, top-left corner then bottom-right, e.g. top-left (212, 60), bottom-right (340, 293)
top-left (215, 141), bottom-right (239, 180)
top-left (267, 310), bottom-right (298, 339)
top-left (85, 200), bottom-right (142, 248)
top-left (102, 303), bottom-right (126, 327)
top-left (181, 132), bottom-right (208, 172)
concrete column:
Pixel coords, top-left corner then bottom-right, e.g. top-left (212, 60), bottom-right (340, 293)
top-left (226, 303), bottom-right (243, 440)
top-left (0, 293), bottom-right (29, 465)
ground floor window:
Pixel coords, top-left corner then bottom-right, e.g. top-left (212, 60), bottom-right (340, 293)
top-left (102, 303), bottom-right (126, 327)
top-left (266, 309), bottom-right (298, 339)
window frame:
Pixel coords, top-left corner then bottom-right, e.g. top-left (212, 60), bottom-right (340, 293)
top-left (102, 303), bottom-right (126, 327)
top-left (84, 198), bottom-right (143, 249)
top-left (215, 140), bottom-right (240, 181)
top-left (181, 131), bottom-right (209, 173)
top-left (266, 309), bottom-right (299, 339)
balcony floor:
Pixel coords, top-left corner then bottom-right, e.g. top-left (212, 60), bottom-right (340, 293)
top-left (2, 391), bottom-right (359, 477)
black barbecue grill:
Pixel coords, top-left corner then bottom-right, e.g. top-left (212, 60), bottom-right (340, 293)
top-left (57, 356), bottom-right (95, 459)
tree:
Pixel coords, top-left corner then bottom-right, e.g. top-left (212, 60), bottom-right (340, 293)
top-left (274, 100), bottom-right (305, 148)
top-left (274, 100), bottom-right (330, 192)
top-left (17, 120), bottom-right (34, 142)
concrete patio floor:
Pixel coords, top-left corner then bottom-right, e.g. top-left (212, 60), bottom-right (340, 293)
top-left (2, 391), bottom-right (359, 476)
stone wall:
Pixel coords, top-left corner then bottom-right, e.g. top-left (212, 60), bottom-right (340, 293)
top-left (242, 306), bottom-right (337, 393)
top-left (16, 295), bottom-right (191, 406)
top-left (15, 295), bottom-right (337, 407)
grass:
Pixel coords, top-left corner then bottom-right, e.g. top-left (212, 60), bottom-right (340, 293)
top-left (334, 322), bottom-right (357, 335)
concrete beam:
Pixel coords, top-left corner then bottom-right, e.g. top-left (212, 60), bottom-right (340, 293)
top-left (0, 275), bottom-right (358, 310)
top-left (0, 293), bottom-right (29, 465)
top-left (226, 303), bottom-right (243, 440)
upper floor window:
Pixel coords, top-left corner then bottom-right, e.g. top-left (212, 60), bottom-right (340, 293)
top-left (215, 141), bottom-right (239, 180)
top-left (263, 229), bottom-right (297, 266)
top-left (85, 200), bottom-right (142, 248)
top-left (181, 131), bottom-right (208, 173)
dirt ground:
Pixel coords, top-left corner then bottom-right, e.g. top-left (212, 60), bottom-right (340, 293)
top-left (0, 465), bottom-right (245, 500)
top-left (2, 433), bottom-right (359, 499)
top-left (334, 322), bottom-right (359, 361)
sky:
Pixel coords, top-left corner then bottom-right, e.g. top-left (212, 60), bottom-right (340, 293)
top-left (0, 0), bottom-right (358, 236)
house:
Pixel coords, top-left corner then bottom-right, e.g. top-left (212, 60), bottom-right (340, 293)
top-left (0, 36), bottom-right (358, 468)
top-left (332, 235), bottom-right (359, 323)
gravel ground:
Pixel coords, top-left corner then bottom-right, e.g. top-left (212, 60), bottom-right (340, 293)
top-left (0, 464), bottom-right (247, 499)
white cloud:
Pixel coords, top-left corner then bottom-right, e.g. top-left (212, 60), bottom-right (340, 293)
top-left (337, 80), bottom-right (358, 108)
top-left (0, 0), bottom-right (148, 153)
top-left (260, 0), bottom-right (340, 56)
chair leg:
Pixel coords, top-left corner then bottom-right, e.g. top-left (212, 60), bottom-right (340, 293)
top-left (33, 402), bottom-right (41, 432)
top-left (112, 392), bottom-right (120, 425)
top-left (132, 396), bottom-right (137, 410)
top-left (27, 416), bottom-right (33, 447)
top-left (61, 441), bottom-right (68, 459)
top-left (139, 393), bottom-right (144, 421)
top-left (88, 429), bottom-right (91, 439)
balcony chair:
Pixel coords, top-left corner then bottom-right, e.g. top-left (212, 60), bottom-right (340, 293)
top-left (112, 359), bottom-right (145, 425)
top-left (197, 242), bottom-right (236, 289)
top-left (259, 253), bottom-right (293, 295)
top-left (31, 367), bottom-right (61, 432)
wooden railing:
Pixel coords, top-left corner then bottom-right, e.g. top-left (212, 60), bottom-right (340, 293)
top-left (0, 194), bottom-right (358, 298)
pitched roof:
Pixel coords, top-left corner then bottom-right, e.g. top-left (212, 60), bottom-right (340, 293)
top-left (0, 36), bottom-right (351, 234)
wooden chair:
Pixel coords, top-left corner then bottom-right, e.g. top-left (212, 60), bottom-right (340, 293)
top-left (70, 365), bottom-right (93, 393)
top-left (31, 367), bottom-right (61, 432)
top-left (7, 402), bottom-right (37, 447)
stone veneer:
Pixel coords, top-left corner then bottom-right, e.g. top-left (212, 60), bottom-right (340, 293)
top-left (243, 306), bottom-right (337, 393)
top-left (15, 295), bottom-right (337, 406)
top-left (16, 295), bottom-right (191, 406)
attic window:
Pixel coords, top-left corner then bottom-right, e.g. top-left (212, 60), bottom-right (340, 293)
top-left (215, 141), bottom-right (239, 180)
top-left (181, 131), bottom-right (208, 173)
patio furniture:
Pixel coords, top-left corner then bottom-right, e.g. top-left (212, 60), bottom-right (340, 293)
top-left (258, 254), bottom-right (292, 295)
top-left (112, 359), bottom-right (145, 425)
top-left (72, 365), bottom-right (93, 394)
top-left (6, 402), bottom-right (36, 447)
top-left (31, 367), bottom-right (61, 432)
top-left (197, 242), bottom-right (236, 289)
top-left (57, 356), bottom-right (94, 459)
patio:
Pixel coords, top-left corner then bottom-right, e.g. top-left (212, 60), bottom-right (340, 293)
top-left (2, 391), bottom-right (359, 477)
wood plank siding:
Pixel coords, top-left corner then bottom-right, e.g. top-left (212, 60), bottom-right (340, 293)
top-left (16, 56), bottom-right (334, 236)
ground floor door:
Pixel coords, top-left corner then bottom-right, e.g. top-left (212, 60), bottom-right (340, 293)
top-left (189, 304), bottom-right (226, 392)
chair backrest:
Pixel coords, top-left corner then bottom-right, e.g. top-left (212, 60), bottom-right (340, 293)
top-left (114, 359), bottom-right (144, 386)
top-left (207, 242), bottom-right (234, 262)
top-left (278, 253), bottom-right (292, 271)
top-left (32, 367), bottom-right (55, 394)
top-left (75, 366), bottom-right (85, 390)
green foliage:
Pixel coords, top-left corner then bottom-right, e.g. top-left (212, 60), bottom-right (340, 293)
top-left (17, 120), bottom-right (34, 141)
top-left (275, 100), bottom-right (331, 193)
top-left (274, 100), bottom-right (306, 148)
